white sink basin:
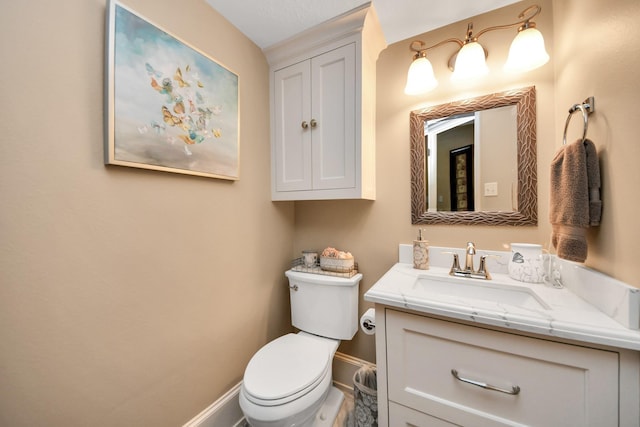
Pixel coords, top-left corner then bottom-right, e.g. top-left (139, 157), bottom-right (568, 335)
top-left (410, 274), bottom-right (550, 311)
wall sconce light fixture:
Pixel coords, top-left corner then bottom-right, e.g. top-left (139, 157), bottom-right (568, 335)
top-left (404, 4), bottom-right (549, 95)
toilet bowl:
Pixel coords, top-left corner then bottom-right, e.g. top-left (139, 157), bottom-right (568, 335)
top-left (239, 332), bottom-right (340, 427)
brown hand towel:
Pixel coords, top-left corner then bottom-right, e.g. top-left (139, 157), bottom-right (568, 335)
top-left (549, 138), bottom-right (601, 262)
top-left (585, 139), bottom-right (602, 226)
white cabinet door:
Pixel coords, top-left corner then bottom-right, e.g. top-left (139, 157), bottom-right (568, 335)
top-left (273, 43), bottom-right (356, 195)
top-left (311, 43), bottom-right (356, 190)
top-left (386, 310), bottom-right (619, 427)
top-left (273, 60), bottom-right (312, 192)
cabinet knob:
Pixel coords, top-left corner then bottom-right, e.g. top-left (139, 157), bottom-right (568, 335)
top-left (310, 119), bottom-right (317, 128)
top-left (301, 121), bottom-right (309, 129)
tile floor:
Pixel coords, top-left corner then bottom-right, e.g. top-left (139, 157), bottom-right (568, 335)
top-left (238, 386), bottom-right (356, 427)
top-left (333, 387), bottom-right (354, 427)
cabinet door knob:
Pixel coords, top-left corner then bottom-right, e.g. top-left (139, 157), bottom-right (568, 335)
top-left (310, 119), bottom-right (317, 128)
top-left (301, 121), bottom-right (309, 129)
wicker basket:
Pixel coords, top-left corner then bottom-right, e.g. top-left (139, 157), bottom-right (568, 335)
top-left (320, 256), bottom-right (355, 273)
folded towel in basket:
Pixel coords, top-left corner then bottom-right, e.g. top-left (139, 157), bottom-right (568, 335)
top-left (549, 138), bottom-right (601, 262)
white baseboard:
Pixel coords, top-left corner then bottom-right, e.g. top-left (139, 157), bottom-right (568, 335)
top-left (182, 382), bottom-right (245, 427)
top-left (183, 352), bottom-right (373, 427)
top-left (332, 351), bottom-right (374, 392)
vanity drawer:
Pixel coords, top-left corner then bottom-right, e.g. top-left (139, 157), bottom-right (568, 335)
top-left (389, 401), bottom-right (458, 427)
top-left (386, 310), bottom-right (619, 427)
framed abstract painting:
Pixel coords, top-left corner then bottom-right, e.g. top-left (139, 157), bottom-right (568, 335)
top-left (105, 0), bottom-right (239, 180)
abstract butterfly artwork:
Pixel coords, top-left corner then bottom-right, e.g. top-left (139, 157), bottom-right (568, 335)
top-left (105, 0), bottom-right (239, 180)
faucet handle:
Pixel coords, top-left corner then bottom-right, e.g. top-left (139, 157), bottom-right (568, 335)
top-left (476, 255), bottom-right (492, 280)
top-left (476, 254), bottom-right (502, 279)
top-left (442, 251), bottom-right (461, 275)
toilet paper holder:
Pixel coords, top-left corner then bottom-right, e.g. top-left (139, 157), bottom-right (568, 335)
top-left (362, 318), bottom-right (375, 331)
top-left (360, 308), bottom-right (376, 335)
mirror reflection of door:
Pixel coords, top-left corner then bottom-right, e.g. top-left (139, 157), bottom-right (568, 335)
top-left (449, 145), bottom-right (474, 211)
top-left (425, 114), bottom-right (474, 211)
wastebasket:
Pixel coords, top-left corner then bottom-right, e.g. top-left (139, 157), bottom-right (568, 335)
top-left (353, 365), bottom-right (377, 427)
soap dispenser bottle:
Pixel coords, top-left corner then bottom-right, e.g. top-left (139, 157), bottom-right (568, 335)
top-left (413, 229), bottom-right (429, 270)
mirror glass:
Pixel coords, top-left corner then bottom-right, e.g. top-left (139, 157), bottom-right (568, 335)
top-left (410, 86), bottom-right (537, 225)
top-left (425, 105), bottom-right (517, 212)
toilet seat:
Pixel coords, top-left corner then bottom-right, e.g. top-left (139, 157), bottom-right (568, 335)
top-left (243, 333), bottom-right (330, 406)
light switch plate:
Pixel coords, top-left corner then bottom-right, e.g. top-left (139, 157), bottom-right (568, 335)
top-left (484, 182), bottom-right (498, 196)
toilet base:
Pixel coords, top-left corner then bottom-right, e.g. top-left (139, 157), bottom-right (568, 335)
top-left (311, 386), bottom-right (344, 427)
top-left (242, 386), bottom-right (345, 427)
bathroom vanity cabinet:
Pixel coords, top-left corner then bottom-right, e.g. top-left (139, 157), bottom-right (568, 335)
top-left (264, 5), bottom-right (385, 201)
top-left (376, 308), bottom-right (639, 427)
top-left (365, 248), bottom-right (640, 426)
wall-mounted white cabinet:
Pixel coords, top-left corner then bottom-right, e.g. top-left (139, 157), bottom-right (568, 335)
top-left (264, 4), bottom-right (386, 201)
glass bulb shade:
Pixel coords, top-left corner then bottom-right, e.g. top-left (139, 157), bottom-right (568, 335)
top-left (451, 41), bottom-right (489, 81)
top-left (404, 56), bottom-right (438, 95)
top-left (504, 27), bottom-right (550, 73)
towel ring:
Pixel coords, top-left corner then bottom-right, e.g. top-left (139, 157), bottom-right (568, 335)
top-left (562, 96), bottom-right (595, 145)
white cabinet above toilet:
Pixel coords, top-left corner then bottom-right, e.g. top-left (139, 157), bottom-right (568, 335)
top-left (264, 4), bottom-right (386, 201)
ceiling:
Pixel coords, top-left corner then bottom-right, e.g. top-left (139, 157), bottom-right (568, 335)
top-left (204, 0), bottom-right (522, 49)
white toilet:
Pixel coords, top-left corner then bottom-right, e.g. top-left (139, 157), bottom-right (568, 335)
top-left (239, 269), bottom-right (363, 427)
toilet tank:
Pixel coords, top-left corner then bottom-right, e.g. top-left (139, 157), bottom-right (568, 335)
top-left (285, 270), bottom-right (362, 340)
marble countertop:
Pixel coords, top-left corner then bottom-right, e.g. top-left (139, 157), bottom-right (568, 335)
top-left (364, 246), bottom-right (640, 351)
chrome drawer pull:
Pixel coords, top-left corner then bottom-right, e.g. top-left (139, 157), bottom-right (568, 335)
top-left (451, 369), bottom-right (521, 395)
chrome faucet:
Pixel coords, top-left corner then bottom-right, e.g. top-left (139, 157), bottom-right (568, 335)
top-left (446, 242), bottom-right (492, 280)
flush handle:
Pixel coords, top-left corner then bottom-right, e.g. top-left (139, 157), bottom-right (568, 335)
top-left (451, 369), bottom-right (520, 395)
top-left (289, 284), bottom-right (298, 291)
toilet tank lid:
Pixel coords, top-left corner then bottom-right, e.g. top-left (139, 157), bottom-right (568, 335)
top-left (243, 333), bottom-right (330, 402)
top-left (285, 270), bottom-right (363, 286)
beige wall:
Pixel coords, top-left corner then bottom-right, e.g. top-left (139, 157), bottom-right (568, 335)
top-left (552, 0), bottom-right (640, 294)
top-left (294, 0), bottom-right (640, 363)
top-left (0, 0), bottom-right (294, 425)
top-left (294, 0), bottom-right (555, 362)
top-left (2, 0), bottom-right (640, 425)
